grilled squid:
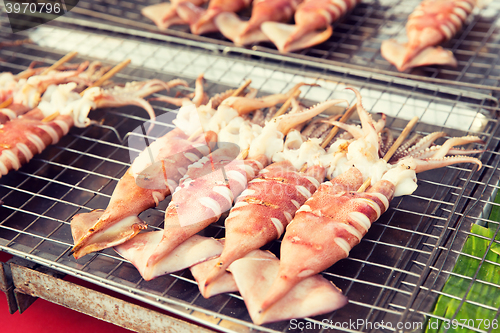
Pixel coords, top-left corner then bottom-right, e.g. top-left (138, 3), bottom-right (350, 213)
top-left (0, 114), bottom-right (73, 177)
top-left (71, 128), bottom-right (217, 259)
top-left (381, 0), bottom-right (477, 71)
top-left (258, 167), bottom-right (393, 314)
top-left (177, 0), bottom-right (252, 35)
top-left (0, 62), bottom-right (89, 123)
top-left (1, 78), bottom-right (182, 179)
top-left (142, 0), bottom-right (208, 30)
top-left (120, 144), bottom-right (267, 281)
top-left (115, 98), bottom-right (348, 280)
top-left (261, 0), bottom-right (360, 52)
top-left (215, 0), bottom-right (302, 46)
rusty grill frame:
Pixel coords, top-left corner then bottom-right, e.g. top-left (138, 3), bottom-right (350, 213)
top-left (0, 5), bottom-right (500, 333)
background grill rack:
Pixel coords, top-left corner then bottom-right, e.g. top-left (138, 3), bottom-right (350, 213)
top-left (0, 4), bottom-right (500, 333)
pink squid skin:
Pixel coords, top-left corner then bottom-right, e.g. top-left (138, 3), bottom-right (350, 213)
top-left (0, 104), bottom-right (31, 124)
top-left (141, 0), bottom-right (208, 30)
top-left (261, 0), bottom-right (360, 52)
top-left (189, 0), bottom-right (252, 35)
top-left (241, 0), bottom-right (302, 36)
top-left (142, 149), bottom-right (269, 280)
top-left (292, 0), bottom-right (360, 40)
top-left (202, 160), bottom-right (325, 292)
top-left (215, 0), bottom-right (302, 45)
top-left (381, 0), bottom-right (476, 71)
top-left (71, 129), bottom-right (218, 259)
top-left (259, 167), bottom-right (395, 312)
top-left (0, 114), bottom-right (74, 178)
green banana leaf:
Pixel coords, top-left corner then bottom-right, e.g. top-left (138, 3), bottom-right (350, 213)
top-left (426, 198), bottom-right (500, 333)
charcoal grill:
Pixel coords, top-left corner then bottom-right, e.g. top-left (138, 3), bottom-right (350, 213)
top-left (1, 2), bottom-right (500, 333)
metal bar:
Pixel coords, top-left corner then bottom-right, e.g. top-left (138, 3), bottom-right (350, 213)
top-left (10, 263), bottom-right (215, 333)
top-left (0, 262), bottom-right (17, 314)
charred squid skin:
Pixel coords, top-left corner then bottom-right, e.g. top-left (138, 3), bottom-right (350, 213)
top-left (202, 161), bottom-right (325, 290)
top-left (259, 171), bottom-right (394, 313)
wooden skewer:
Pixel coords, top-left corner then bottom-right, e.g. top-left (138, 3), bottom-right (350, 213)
top-left (382, 116), bottom-right (419, 163)
top-left (321, 103), bottom-right (357, 149)
top-left (187, 79), bottom-right (253, 142)
top-left (42, 59), bottom-right (131, 122)
top-left (273, 89), bottom-right (301, 119)
top-left (231, 79), bottom-right (252, 97)
top-left (41, 111), bottom-right (60, 123)
top-left (237, 148), bottom-right (249, 160)
top-left (357, 116), bottom-right (419, 192)
top-left (1, 52), bottom-right (78, 113)
top-left (298, 103), bottom-right (356, 173)
top-left (0, 97), bottom-right (13, 109)
top-left (40, 51), bottom-right (78, 76)
top-left (80, 59), bottom-right (131, 96)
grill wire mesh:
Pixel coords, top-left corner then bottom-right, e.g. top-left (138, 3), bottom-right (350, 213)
top-left (0, 9), bottom-right (500, 333)
top-left (64, 0), bottom-right (500, 93)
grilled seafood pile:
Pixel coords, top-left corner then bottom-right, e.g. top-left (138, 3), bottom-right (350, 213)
top-left (143, 0), bottom-right (490, 74)
top-left (190, 88), bottom-right (483, 325)
top-left (65, 75), bottom-right (484, 325)
top-left (3, 61), bottom-right (481, 325)
top-left (142, 0), bottom-right (361, 52)
top-left (0, 61), bottom-right (188, 179)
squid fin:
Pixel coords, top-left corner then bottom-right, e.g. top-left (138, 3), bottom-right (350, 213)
top-left (71, 213), bottom-right (147, 259)
top-left (190, 239), bottom-right (239, 298)
top-left (229, 254), bottom-right (348, 325)
top-left (115, 234), bottom-right (223, 281)
top-left (381, 39), bottom-right (457, 71)
top-left (215, 12), bottom-right (269, 45)
top-left (261, 22), bottom-right (332, 53)
top-left (142, 3), bottom-right (184, 30)
top-left (192, 255), bottom-right (239, 298)
top-left (71, 209), bottom-right (105, 244)
top-left (215, 12), bottom-right (246, 42)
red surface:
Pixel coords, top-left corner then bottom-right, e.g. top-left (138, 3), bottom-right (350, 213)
top-left (0, 251), bottom-right (132, 333)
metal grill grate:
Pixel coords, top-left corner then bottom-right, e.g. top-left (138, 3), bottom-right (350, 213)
top-left (0, 20), bottom-right (499, 333)
top-left (61, 0), bottom-right (500, 93)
